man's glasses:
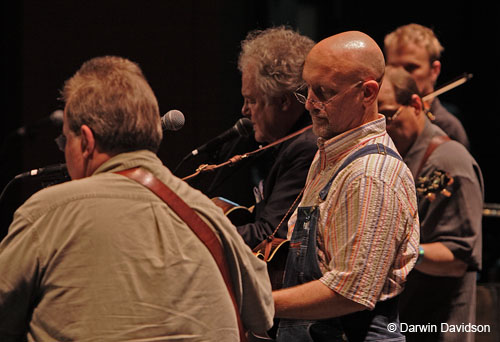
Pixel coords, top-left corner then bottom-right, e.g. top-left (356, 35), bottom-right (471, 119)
top-left (55, 134), bottom-right (66, 152)
top-left (381, 106), bottom-right (404, 125)
top-left (294, 81), bottom-right (363, 111)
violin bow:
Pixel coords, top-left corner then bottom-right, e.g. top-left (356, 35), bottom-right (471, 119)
top-left (422, 72), bottom-right (473, 102)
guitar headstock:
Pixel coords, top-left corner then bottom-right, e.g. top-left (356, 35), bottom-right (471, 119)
top-left (416, 170), bottom-right (454, 202)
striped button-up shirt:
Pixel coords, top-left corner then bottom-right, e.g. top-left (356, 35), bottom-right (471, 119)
top-left (288, 116), bottom-right (420, 310)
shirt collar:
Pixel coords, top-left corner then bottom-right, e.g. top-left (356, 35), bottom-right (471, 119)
top-left (93, 150), bottom-right (162, 175)
top-left (316, 115), bottom-right (387, 169)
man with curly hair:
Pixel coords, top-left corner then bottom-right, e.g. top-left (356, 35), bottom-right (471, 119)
top-left (235, 27), bottom-right (318, 248)
top-left (204, 27), bottom-right (318, 250)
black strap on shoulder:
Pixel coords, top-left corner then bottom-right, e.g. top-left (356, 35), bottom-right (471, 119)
top-left (319, 143), bottom-right (402, 201)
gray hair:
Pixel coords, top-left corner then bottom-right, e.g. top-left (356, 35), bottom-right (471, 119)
top-left (238, 26), bottom-right (315, 101)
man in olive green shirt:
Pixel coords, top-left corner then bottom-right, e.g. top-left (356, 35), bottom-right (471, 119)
top-left (0, 56), bottom-right (274, 341)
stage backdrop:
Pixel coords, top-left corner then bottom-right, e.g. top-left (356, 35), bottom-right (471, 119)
top-left (1, 1), bottom-right (499, 269)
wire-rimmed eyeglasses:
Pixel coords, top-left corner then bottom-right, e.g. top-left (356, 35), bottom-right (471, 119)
top-left (381, 106), bottom-right (404, 125)
top-left (293, 81), bottom-right (363, 111)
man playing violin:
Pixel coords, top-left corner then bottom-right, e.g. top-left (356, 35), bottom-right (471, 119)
top-left (384, 23), bottom-right (470, 149)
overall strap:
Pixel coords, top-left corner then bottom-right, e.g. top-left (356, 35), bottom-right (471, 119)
top-left (319, 143), bottom-right (402, 201)
top-left (115, 167), bottom-right (247, 342)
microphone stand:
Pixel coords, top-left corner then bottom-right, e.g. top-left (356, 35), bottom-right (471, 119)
top-left (0, 164), bottom-right (70, 205)
top-left (182, 125), bottom-right (312, 181)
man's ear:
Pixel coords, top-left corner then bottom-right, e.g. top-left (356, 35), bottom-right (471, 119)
top-left (430, 60), bottom-right (441, 85)
top-left (280, 94), bottom-right (292, 111)
top-left (362, 80), bottom-right (379, 105)
top-left (80, 125), bottom-right (96, 158)
top-left (410, 94), bottom-right (424, 116)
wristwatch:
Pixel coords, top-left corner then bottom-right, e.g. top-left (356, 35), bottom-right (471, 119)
top-left (416, 245), bottom-right (425, 265)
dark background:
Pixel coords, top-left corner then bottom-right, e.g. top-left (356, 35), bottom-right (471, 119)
top-left (1, 1), bottom-right (499, 280)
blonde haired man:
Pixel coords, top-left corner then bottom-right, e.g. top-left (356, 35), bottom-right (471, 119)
top-left (384, 23), bottom-right (470, 149)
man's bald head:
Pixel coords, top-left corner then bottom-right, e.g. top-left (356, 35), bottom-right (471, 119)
top-left (309, 31), bottom-right (385, 84)
top-left (302, 31), bottom-right (385, 139)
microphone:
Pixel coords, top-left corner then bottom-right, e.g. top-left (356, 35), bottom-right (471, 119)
top-left (161, 109), bottom-right (185, 131)
top-left (190, 118), bottom-right (253, 157)
top-left (10, 111), bottom-right (184, 180)
top-left (14, 163), bottom-right (68, 180)
top-left (15, 110), bottom-right (64, 137)
top-left (0, 163), bottom-right (70, 203)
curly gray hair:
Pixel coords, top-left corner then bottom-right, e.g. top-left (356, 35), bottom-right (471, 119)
top-left (238, 26), bottom-right (315, 101)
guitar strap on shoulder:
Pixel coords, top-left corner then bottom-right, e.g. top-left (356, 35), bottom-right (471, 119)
top-left (416, 135), bottom-right (451, 176)
top-left (115, 167), bottom-right (248, 342)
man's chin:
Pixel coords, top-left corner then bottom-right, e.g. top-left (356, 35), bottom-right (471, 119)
top-left (254, 132), bottom-right (265, 144)
top-left (311, 121), bottom-right (332, 140)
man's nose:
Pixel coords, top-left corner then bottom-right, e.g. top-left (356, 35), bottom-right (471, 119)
top-left (241, 101), bottom-right (251, 117)
top-left (304, 96), bottom-right (318, 114)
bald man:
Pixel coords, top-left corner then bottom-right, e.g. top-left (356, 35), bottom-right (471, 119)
top-left (273, 31), bottom-right (420, 342)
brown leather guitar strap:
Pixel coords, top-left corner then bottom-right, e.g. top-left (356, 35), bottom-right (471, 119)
top-left (416, 135), bottom-right (451, 176)
top-left (115, 167), bottom-right (247, 342)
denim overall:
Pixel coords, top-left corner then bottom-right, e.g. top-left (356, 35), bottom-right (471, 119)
top-left (277, 144), bottom-right (406, 342)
